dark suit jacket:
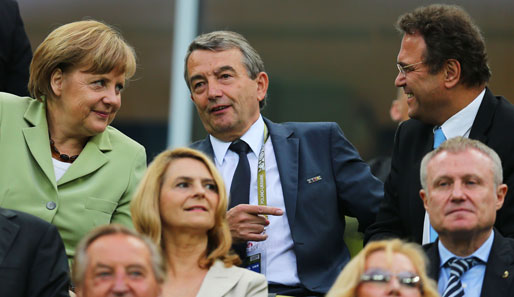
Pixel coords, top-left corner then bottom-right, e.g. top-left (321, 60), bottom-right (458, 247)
top-left (0, 0), bottom-right (32, 96)
top-left (191, 117), bottom-right (383, 294)
top-left (365, 88), bottom-right (514, 243)
top-left (425, 231), bottom-right (514, 296)
top-left (0, 208), bottom-right (70, 297)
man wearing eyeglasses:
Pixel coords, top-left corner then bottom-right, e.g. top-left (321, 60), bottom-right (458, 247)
top-left (365, 4), bottom-right (514, 246)
top-left (420, 137), bottom-right (514, 297)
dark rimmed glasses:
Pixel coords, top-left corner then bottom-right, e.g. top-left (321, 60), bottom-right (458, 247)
top-left (396, 61), bottom-right (424, 75)
top-left (360, 268), bottom-right (422, 289)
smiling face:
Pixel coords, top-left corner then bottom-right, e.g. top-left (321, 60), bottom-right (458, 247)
top-left (420, 149), bottom-right (507, 239)
top-left (48, 65), bottom-right (125, 139)
top-left (186, 48), bottom-right (268, 142)
top-left (394, 33), bottom-right (447, 125)
top-left (78, 234), bottom-right (161, 297)
top-left (159, 157), bottom-right (219, 233)
top-left (357, 250), bottom-right (422, 297)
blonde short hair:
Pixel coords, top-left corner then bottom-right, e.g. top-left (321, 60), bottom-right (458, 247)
top-left (28, 20), bottom-right (136, 100)
top-left (326, 239), bottom-right (439, 297)
top-left (131, 147), bottom-right (240, 268)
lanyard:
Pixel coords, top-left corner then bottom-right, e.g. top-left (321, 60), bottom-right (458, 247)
top-left (256, 124), bottom-right (269, 212)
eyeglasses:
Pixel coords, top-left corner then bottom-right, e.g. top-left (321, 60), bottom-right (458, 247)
top-left (360, 269), bottom-right (422, 289)
top-left (396, 61), bottom-right (424, 75)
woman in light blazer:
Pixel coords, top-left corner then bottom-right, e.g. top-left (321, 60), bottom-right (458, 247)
top-left (132, 148), bottom-right (267, 297)
top-left (0, 20), bottom-right (146, 261)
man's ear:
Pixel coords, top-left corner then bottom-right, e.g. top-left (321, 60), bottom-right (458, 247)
top-left (50, 68), bottom-right (64, 97)
top-left (496, 184), bottom-right (508, 210)
top-left (420, 189), bottom-right (429, 211)
top-left (443, 59), bottom-right (461, 89)
top-left (255, 72), bottom-right (269, 103)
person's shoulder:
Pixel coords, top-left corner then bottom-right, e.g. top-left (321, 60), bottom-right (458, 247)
top-left (213, 260), bottom-right (265, 281)
top-left (492, 93), bottom-right (514, 118)
top-left (275, 120), bottom-right (335, 129)
top-left (494, 231), bottom-right (514, 250)
top-left (270, 120), bottom-right (338, 136)
top-left (104, 125), bottom-right (145, 151)
top-left (0, 207), bottom-right (56, 233)
top-left (235, 265), bottom-right (267, 282)
top-left (0, 92), bottom-right (33, 107)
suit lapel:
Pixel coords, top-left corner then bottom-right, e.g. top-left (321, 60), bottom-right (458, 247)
top-left (57, 132), bottom-right (110, 185)
top-left (469, 87), bottom-right (496, 143)
top-left (197, 261), bottom-right (240, 297)
top-left (424, 241), bottom-right (441, 281)
top-left (0, 209), bottom-right (19, 266)
top-left (22, 100), bottom-right (57, 189)
top-left (264, 118), bottom-right (299, 228)
top-left (481, 231), bottom-right (514, 296)
top-left (193, 136), bottom-right (215, 160)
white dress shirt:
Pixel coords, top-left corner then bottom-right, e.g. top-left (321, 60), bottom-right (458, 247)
top-left (210, 115), bottom-right (300, 285)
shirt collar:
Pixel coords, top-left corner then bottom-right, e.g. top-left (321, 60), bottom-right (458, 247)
top-left (437, 88), bottom-right (485, 138)
top-left (438, 229), bottom-right (494, 267)
top-left (209, 115), bottom-right (264, 166)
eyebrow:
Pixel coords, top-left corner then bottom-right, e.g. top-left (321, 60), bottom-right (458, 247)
top-left (213, 65), bottom-right (236, 75)
top-left (175, 176), bottom-right (216, 183)
top-left (190, 65), bottom-right (237, 83)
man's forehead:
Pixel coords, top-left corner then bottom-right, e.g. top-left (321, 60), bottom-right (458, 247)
top-left (188, 49), bottom-right (244, 72)
top-left (398, 32), bottom-right (426, 63)
top-left (428, 149), bottom-right (492, 175)
top-left (87, 234), bottom-right (151, 264)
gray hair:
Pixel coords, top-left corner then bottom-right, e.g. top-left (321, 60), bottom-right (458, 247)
top-left (420, 137), bottom-right (503, 190)
top-left (72, 224), bottom-right (167, 287)
top-left (184, 30), bottom-right (267, 109)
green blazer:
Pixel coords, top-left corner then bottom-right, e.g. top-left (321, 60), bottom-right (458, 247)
top-left (0, 92), bottom-right (146, 259)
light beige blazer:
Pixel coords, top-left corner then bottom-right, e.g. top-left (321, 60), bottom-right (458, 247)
top-left (0, 93), bottom-right (146, 260)
top-left (196, 260), bottom-right (268, 297)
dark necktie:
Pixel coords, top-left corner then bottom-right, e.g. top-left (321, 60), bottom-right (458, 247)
top-left (229, 140), bottom-right (251, 209)
top-left (442, 257), bottom-right (480, 297)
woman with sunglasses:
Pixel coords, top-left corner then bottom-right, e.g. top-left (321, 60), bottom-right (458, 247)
top-left (326, 239), bottom-right (439, 297)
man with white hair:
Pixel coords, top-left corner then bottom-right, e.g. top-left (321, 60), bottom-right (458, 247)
top-left (421, 137), bottom-right (514, 296)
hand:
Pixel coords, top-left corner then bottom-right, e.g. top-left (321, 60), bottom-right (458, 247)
top-left (226, 204), bottom-right (283, 242)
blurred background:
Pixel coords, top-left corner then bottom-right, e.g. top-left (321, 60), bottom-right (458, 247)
top-left (18, 0), bottom-right (514, 162)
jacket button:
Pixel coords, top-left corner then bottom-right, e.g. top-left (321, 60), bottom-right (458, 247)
top-left (46, 201), bottom-right (57, 210)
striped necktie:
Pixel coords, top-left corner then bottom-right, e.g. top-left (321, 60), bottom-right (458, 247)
top-left (442, 257), bottom-right (480, 297)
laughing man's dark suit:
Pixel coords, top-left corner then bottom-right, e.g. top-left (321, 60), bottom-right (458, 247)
top-left (192, 117), bottom-right (383, 294)
top-left (365, 88), bottom-right (514, 243)
top-left (0, 208), bottom-right (70, 297)
top-left (425, 232), bottom-right (514, 296)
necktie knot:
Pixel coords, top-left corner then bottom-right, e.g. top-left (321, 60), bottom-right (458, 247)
top-left (446, 257), bottom-right (480, 276)
top-left (229, 140), bottom-right (251, 155)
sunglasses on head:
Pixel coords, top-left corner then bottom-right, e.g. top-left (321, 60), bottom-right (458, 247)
top-left (360, 268), bottom-right (422, 289)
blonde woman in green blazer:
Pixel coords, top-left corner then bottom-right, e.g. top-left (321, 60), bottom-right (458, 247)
top-left (0, 20), bottom-right (146, 261)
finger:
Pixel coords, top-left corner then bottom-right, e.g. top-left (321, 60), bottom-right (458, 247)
top-left (242, 233), bottom-right (268, 242)
top-left (236, 204), bottom-right (284, 216)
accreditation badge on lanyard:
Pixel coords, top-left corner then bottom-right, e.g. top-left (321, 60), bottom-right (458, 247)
top-left (244, 125), bottom-right (269, 274)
